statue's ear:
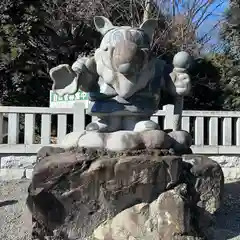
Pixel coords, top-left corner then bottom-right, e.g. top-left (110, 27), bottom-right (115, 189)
top-left (94, 16), bottom-right (114, 35)
top-left (140, 19), bottom-right (158, 41)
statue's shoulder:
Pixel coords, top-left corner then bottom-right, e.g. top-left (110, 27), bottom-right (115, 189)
top-left (152, 57), bottom-right (166, 74)
top-left (147, 57), bottom-right (166, 80)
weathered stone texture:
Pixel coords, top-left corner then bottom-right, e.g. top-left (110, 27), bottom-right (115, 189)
top-left (27, 147), bottom-right (224, 240)
top-left (28, 147), bottom-right (182, 239)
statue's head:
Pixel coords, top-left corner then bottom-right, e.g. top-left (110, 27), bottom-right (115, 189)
top-left (94, 16), bottom-right (158, 77)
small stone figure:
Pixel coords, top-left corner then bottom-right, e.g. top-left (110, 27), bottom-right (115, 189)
top-left (50, 16), bottom-right (192, 133)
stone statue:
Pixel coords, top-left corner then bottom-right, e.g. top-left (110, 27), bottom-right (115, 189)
top-left (50, 16), bottom-right (192, 133)
top-left (27, 18), bottom-right (223, 240)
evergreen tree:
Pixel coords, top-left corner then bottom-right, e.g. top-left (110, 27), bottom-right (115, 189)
top-left (0, 0), bottom-right (223, 111)
top-left (0, 0), bottom-right (52, 106)
top-left (0, 0), bottom-right (151, 106)
top-left (221, 0), bottom-right (240, 110)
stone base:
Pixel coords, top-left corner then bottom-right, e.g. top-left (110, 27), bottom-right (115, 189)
top-left (27, 146), bottom-right (224, 240)
top-left (62, 129), bottom-right (193, 154)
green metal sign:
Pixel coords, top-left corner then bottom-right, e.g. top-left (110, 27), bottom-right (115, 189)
top-left (50, 90), bottom-right (89, 102)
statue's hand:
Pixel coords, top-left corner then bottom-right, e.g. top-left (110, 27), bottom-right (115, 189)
top-left (168, 51), bottom-right (192, 97)
top-left (50, 64), bottom-right (78, 97)
top-left (72, 57), bottom-right (98, 92)
top-left (172, 71), bottom-right (191, 96)
top-left (50, 57), bottom-right (98, 97)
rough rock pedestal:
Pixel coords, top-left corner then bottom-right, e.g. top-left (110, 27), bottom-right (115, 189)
top-left (27, 143), bottom-right (224, 240)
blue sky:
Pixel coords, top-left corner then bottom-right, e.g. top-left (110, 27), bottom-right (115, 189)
top-left (154, 0), bottom-right (229, 50)
top-left (152, 0), bottom-right (229, 52)
top-left (197, 0), bottom-right (229, 39)
top-left (154, 0), bottom-right (229, 36)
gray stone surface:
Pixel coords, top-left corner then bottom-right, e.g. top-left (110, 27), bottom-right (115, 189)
top-left (28, 147), bottom-right (183, 239)
top-left (78, 131), bottom-right (105, 149)
top-left (0, 180), bottom-right (31, 240)
top-left (0, 177), bottom-right (239, 240)
top-left (187, 155), bottom-right (240, 180)
top-left (168, 130), bottom-right (192, 152)
top-left (0, 154), bottom-right (239, 182)
top-left (141, 129), bottom-right (172, 149)
top-left (61, 131), bottom-right (86, 148)
top-left (173, 51), bottom-right (192, 70)
top-left (105, 130), bottom-right (144, 151)
top-left (76, 130), bottom-right (192, 153)
top-left (26, 145), bottom-right (228, 240)
top-left (182, 155), bottom-right (224, 214)
top-left (92, 184), bottom-right (200, 240)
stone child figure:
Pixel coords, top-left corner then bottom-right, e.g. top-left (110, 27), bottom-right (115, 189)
top-left (50, 16), bottom-right (192, 132)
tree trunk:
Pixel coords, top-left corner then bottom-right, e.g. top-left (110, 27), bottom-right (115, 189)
top-left (143, 0), bottom-right (152, 22)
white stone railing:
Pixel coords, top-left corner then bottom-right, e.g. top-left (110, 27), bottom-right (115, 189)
top-left (0, 103), bottom-right (240, 155)
top-left (0, 104), bottom-right (84, 154)
top-left (156, 106), bottom-right (240, 155)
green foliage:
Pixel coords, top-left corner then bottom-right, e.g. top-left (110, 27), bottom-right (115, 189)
top-left (0, 0), bottom-right (52, 106)
top-left (0, 0), bottom-right (225, 111)
top-left (0, 0), bottom-right (103, 106)
top-left (184, 56), bottom-right (224, 110)
top-left (220, 0), bottom-right (240, 110)
top-left (0, 0), bottom-right (146, 106)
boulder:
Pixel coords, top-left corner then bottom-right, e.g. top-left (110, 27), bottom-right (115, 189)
top-left (182, 155), bottom-right (225, 214)
top-left (92, 184), bottom-right (204, 240)
top-left (181, 155), bottom-right (225, 239)
top-left (27, 147), bottom-right (182, 240)
top-left (27, 147), bottom-right (224, 240)
top-left (59, 130), bottom-right (192, 153)
top-left (105, 131), bottom-right (144, 151)
top-left (140, 130), bottom-right (173, 149)
top-left (168, 130), bottom-right (193, 153)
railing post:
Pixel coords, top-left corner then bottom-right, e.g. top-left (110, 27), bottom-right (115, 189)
top-left (163, 104), bottom-right (174, 130)
top-left (209, 117), bottom-right (218, 145)
top-left (73, 102), bottom-right (85, 132)
top-left (0, 113), bottom-right (3, 143)
top-left (25, 114), bottom-right (35, 145)
top-left (223, 117), bottom-right (232, 146)
top-left (173, 96), bottom-right (184, 131)
top-left (41, 114), bottom-right (51, 145)
top-left (236, 118), bottom-right (240, 146)
top-left (57, 115), bottom-right (67, 144)
top-left (8, 113), bottom-right (19, 144)
top-left (195, 117), bottom-right (204, 145)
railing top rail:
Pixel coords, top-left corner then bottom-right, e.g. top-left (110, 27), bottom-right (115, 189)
top-left (0, 106), bottom-right (75, 114)
top-left (182, 110), bottom-right (240, 117)
top-left (2, 104), bottom-right (240, 118)
top-left (154, 109), bottom-right (240, 118)
top-left (152, 110), bottom-right (166, 116)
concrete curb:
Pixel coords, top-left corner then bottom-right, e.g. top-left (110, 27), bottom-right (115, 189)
top-left (0, 155), bottom-right (35, 181)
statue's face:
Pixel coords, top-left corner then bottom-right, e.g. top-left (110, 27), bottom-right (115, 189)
top-left (99, 26), bottom-right (150, 50)
top-left (94, 17), bottom-right (157, 78)
top-left (100, 27), bottom-right (150, 76)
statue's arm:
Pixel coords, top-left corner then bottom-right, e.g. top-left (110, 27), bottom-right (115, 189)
top-left (50, 56), bottom-right (98, 96)
top-left (163, 53), bottom-right (192, 130)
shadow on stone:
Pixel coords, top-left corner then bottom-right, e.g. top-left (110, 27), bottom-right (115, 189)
top-left (27, 188), bottom-right (66, 231)
top-left (0, 199), bottom-right (18, 207)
